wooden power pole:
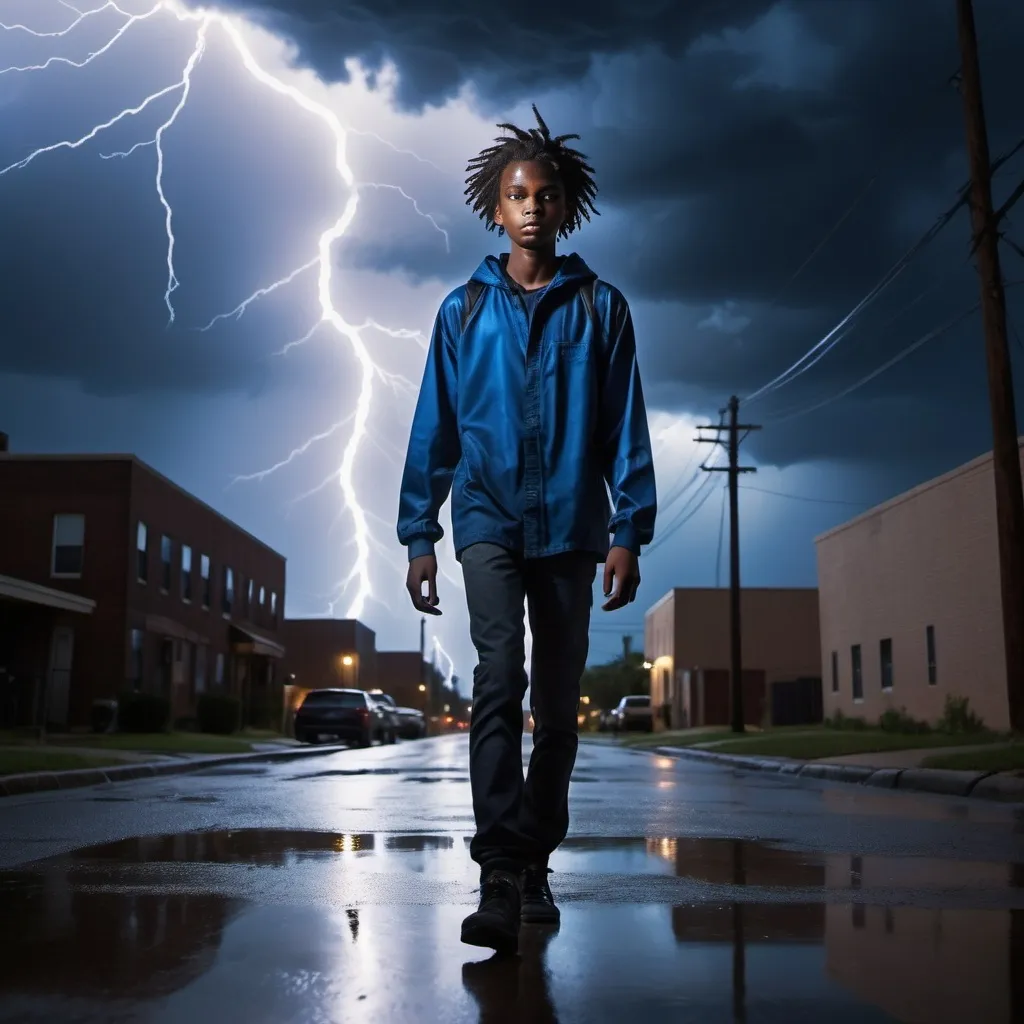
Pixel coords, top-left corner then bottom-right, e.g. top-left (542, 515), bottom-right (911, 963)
top-left (697, 397), bottom-right (761, 733)
top-left (957, 0), bottom-right (1024, 732)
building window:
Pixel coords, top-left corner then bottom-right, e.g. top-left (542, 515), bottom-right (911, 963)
top-left (195, 644), bottom-right (207, 694)
top-left (831, 651), bottom-right (839, 693)
top-left (270, 591), bottom-right (277, 621)
top-left (51, 513), bottom-right (85, 577)
top-left (851, 644), bottom-right (863, 701)
top-left (181, 545), bottom-right (193, 602)
top-left (201, 554), bottom-right (211, 608)
top-left (136, 522), bottom-right (148, 583)
top-left (926, 625), bottom-right (937, 685)
top-left (879, 638), bottom-right (893, 691)
top-left (222, 566), bottom-right (234, 614)
top-left (259, 585), bottom-right (265, 606)
top-left (129, 628), bottom-right (144, 690)
top-left (247, 577), bottom-right (254, 610)
top-left (160, 535), bottom-right (172, 591)
top-left (215, 652), bottom-right (225, 688)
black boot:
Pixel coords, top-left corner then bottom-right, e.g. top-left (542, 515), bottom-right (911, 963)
top-left (461, 869), bottom-right (521, 954)
top-left (520, 865), bottom-right (559, 924)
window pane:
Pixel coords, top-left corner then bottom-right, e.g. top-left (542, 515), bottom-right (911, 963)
top-left (53, 545), bottom-right (83, 574)
top-left (54, 514), bottom-right (84, 545)
top-left (137, 522), bottom-right (147, 550)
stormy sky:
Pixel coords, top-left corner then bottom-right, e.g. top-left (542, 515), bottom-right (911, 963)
top-left (1, 0), bottom-right (1022, 681)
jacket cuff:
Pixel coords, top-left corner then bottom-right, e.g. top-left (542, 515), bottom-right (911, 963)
top-left (407, 537), bottom-right (436, 561)
top-left (611, 523), bottom-right (641, 555)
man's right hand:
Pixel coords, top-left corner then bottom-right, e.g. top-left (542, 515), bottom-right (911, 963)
top-left (406, 554), bottom-right (442, 615)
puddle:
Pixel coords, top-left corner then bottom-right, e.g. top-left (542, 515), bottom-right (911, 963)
top-left (0, 895), bottom-right (1019, 1022)
top-left (1, 832), bottom-right (1022, 1020)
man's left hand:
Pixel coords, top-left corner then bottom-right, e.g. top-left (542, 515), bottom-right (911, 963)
top-left (602, 546), bottom-right (641, 612)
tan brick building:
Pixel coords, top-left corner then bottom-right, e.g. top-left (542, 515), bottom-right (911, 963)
top-left (815, 440), bottom-right (1024, 732)
top-left (0, 436), bottom-right (286, 730)
top-left (643, 587), bottom-right (821, 730)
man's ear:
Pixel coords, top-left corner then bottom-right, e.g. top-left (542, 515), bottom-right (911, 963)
top-left (493, 204), bottom-right (504, 228)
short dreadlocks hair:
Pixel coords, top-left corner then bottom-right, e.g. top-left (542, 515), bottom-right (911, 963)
top-left (464, 104), bottom-right (599, 240)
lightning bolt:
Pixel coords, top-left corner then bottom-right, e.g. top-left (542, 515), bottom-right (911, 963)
top-left (432, 636), bottom-right (457, 690)
top-left (1, 0), bottom-right (450, 624)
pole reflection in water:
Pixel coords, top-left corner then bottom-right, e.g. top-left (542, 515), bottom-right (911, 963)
top-left (732, 838), bottom-right (747, 1024)
top-left (462, 926), bottom-right (560, 1023)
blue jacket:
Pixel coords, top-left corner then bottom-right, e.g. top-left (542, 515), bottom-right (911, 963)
top-left (397, 252), bottom-right (657, 562)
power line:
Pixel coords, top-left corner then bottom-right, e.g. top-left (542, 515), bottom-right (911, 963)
top-left (737, 484), bottom-right (865, 507)
top-left (643, 463), bottom-right (721, 558)
top-left (743, 132), bottom-right (1024, 407)
top-left (766, 279), bottom-right (1024, 423)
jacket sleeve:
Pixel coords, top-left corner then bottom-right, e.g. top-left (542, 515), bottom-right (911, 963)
top-left (396, 298), bottom-right (461, 560)
top-left (598, 288), bottom-right (657, 554)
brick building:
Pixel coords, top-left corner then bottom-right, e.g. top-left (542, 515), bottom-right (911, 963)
top-left (815, 439), bottom-right (1024, 732)
top-left (279, 618), bottom-right (377, 715)
top-left (377, 650), bottom-right (429, 711)
top-left (0, 438), bottom-right (286, 730)
top-left (643, 587), bottom-right (821, 730)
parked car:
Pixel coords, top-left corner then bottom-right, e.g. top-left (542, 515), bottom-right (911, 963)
top-left (612, 695), bottom-right (653, 733)
top-left (597, 708), bottom-right (617, 733)
top-left (295, 689), bottom-right (396, 746)
top-left (370, 691), bottom-right (427, 739)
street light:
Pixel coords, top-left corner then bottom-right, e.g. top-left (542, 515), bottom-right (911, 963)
top-left (418, 683), bottom-right (426, 692)
top-left (580, 695), bottom-right (591, 705)
top-left (342, 655), bottom-right (353, 666)
top-left (643, 660), bottom-right (653, 670)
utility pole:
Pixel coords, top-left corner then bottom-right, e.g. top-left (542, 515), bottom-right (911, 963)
top-left (622, 635), bottom-right (632, 662)
top-left (697, 396), bottom-right (760, 733)
top-left (419, 616), bottom-right (427, 716)
top-left (957, 0), bottom-right (1024, 732)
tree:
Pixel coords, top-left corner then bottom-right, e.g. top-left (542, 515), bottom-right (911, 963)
top-left (580, 652), bottom-right (649, 711)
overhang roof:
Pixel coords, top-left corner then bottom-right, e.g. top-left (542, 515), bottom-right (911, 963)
top-left (0, 574), bottom-right (96, 615)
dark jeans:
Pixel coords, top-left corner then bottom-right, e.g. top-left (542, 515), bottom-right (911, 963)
top-left (461, 542), bottom-right (596, 878)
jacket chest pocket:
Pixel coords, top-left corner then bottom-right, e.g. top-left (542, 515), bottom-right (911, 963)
top-left (553, 339), bottom-right (590, 365)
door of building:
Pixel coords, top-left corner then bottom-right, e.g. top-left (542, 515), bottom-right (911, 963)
top-left (46, 626), bottom-right (74, 727)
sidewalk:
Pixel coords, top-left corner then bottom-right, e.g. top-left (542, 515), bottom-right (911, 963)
top-left (0, 740), bottom-right (348, 798)
top-left (817, 743), bottom-right (1005, 769)
top-left (650, 743), bottom-right (1024, 804)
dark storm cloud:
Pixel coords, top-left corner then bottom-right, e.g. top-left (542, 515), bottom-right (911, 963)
top-left (2, 0), bottom-right (1023, 476)
top-left (316, 0), bottom-right (1024, 469)
top-left (217, 0), bottom-right (771, 111)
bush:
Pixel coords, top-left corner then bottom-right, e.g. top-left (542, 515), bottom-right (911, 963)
top-left (824, 709), bottom-right (868, 731)
top-left (117, 691), bottom-right (170, 733)
top-left (878, 706), bottom-right (931, 734)
top-left (197, 693), bottom-right (242, 735)
top-left (938, 695), bottom-right (986, 735)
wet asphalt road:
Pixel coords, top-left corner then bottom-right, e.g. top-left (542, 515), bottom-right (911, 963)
top-left (0, 736), bottom-right (1022, 1023)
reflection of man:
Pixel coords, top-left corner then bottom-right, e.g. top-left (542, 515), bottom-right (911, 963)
top-left (462, 926), bottom-right (559, 1023)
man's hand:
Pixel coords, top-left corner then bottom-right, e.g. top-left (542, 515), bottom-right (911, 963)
top-left (406, 554), bottom-right (442, 615)
top-left (602, 546), bottom-right (641, 612)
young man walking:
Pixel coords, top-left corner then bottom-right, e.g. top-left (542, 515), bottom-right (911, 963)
top-left (397, 106), bottom-right (656, 954)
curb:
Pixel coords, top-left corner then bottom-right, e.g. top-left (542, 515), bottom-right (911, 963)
top-left (0, 743), bottom-right (349, 799)
top-left (652, 745), bottom-right (1024, 804)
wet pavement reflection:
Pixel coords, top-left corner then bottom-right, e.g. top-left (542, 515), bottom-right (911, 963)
top-left (1, 827), bottom-right (1022, 1022)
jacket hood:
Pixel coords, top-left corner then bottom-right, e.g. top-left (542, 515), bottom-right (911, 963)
top-left (469, 251), bottom-right (597, 291)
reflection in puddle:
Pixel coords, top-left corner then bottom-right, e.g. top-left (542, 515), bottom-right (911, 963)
top-left (1, 831), bottom-right (1021, 1021)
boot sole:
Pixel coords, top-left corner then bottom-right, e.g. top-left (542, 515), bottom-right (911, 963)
top-left (521, 904), bottom-right (560, 924)
top-left (461, 918), bottom-right (519, 954)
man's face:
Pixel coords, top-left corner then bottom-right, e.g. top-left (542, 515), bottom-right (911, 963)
top-left (493, 160), bottom-right (566, 250)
